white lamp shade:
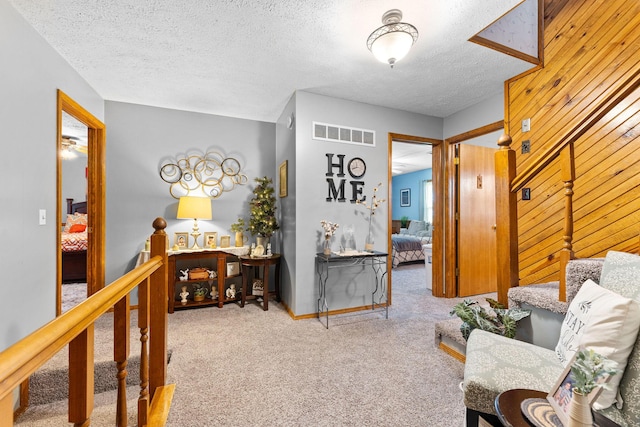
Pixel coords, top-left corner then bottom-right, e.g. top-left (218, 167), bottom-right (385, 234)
top-left (371, 31), bottom-right (415, 65)
top-left (176, 196), bottom-right (212, 220)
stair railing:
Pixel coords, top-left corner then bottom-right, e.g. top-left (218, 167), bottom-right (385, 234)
top-left (495, 66), bottom-right (640, 305)
top-left (0, 217), bottom-right (172, 427)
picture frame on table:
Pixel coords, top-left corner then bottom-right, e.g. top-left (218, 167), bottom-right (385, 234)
top-left (400, 188), bottom-right (411, 207)
top-left (546, 352), bottom-right (609, 424)
top-left (174, 232), bottom-right (189, 250)
top-left (204, 232), bottom-right (217, 249)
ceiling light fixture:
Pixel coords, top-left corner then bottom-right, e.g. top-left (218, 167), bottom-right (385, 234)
top-left (367, 9), bottom-right (418, 68)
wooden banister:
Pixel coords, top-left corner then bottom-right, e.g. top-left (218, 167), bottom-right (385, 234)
top-left (511, 66), bottom-right (640, 192)
top-left (0, 218), bottom-right (172, 427)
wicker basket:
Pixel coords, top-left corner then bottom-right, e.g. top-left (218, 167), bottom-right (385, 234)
top-left (188, 268), bottom-right (209, 280)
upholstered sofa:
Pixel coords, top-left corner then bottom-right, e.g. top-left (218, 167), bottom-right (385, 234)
top-left (398, 220), bottom-right (431, 241)
top-left (462, 251), bottom-right (640, 427)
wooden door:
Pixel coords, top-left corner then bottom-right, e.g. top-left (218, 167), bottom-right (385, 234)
top-left (457, 144), bottom-right (497, 297)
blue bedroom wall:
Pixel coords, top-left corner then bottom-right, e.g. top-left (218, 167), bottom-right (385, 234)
top-left (392, 169), bottom-right (432, 221)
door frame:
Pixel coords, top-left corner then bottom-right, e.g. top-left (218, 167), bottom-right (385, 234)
top-left (56, 90), bottom-right (106, 315)
top-left (444, 120), bottom-right (504, 298)
top-left (388, 133), bottom-right (444, 301)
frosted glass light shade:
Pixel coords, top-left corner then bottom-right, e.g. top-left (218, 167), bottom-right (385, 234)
top-left (367, 9), bottom-right (418, 68)
top-left (371, 31), bottom-right (415, 65)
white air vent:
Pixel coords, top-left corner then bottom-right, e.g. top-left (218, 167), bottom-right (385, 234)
top-left (313, 122), bottom-right (375, 147)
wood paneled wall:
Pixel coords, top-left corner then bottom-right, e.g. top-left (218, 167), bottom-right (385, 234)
top-left (506, 0), bottom-right (640, 286)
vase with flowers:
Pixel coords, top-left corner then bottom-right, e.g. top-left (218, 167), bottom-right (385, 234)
top-left (356, 183), bottom-right (386, 252)
top-left (567, 349), bottom-right (619, 427)
top-left (320, 220), bottom-right (339, 255)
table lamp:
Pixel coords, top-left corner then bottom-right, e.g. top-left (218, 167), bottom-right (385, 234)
top-left (176, 196), bottom-right (212, 249)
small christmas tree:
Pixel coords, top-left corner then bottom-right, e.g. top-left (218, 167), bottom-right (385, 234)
top-left (247, 176), bottom-right (279, 237)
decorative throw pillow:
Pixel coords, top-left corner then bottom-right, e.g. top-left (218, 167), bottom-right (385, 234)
top-left (68, 223), bottom-right (87, 233)
top-left (555, 279), bottom-right (640, 410)
top-left (64, 213), bottom-right (88, 232)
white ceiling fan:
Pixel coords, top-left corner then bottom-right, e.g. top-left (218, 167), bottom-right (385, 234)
top-left (61, 135), bottom-right (88, 157)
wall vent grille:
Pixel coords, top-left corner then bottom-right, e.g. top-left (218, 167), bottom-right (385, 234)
top-left (312, 122), bottom-right (375, 147)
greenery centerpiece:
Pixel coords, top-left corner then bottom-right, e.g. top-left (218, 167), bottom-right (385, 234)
top-left (566, 349), bottom-right (619, 426)
top-left (247, 176), bottom-right (279, 246)
top-left (571, 349), bottom-right (619, 395)
top-left (449, 298), bottom-right (530, 340)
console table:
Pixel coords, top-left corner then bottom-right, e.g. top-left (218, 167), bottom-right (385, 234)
top-left (315, 251), bottom-right (389, 329)
top-left (239, 254), bottom-right (281, 311)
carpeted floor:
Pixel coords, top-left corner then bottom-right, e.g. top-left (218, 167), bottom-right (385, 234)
top-left (61, 282), bottom-right (87, 312)
top-left (18, 263), bottom-right (473, 427)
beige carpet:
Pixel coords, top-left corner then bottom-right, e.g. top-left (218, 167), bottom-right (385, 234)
top-left (17, 263), bottom-right (471, 427)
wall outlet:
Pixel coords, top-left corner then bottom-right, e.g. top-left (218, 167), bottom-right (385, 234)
top-left (522, 140), bottom-right (531, 154)
top-left (521, 118), bottom-right (531, 133)
top-left (522, 188), bottom-right (531, 200)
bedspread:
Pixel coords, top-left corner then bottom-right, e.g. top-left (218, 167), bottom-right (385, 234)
top-left (61, 231), bottom-right (88, 252)
top-left (391, 234), bottom-right (430, 268)
top-left (392, 235), bottom-right (424, 251)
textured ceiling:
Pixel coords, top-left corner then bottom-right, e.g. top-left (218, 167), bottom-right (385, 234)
top-left (9, 0), bottom-right (532, 123)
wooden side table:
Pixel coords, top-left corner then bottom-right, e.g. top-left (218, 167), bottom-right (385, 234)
top-left (495, 389), bottom-right (620, 427)
top-left (239, 254), bottom-right (281, 310)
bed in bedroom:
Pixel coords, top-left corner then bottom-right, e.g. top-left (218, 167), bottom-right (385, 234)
top-left (62, 198), bottom-right (88, 283)
top-left (391, 220), bottom-right (432, 268)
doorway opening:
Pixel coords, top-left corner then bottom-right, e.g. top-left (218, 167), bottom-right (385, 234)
top-left (388, 133), bottom-right (444, 305)
top-left (56, 90), bottom-right (106, 315)
top-left (444, 121), bottom-right (504, 298)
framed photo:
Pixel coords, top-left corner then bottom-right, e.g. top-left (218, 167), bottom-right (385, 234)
top-left (546, 353), bottom-right (608, 424)
top-left (279, 160), bottom-right (288, 198)
top-left (400, 188), bottom-right (411, 207)
top-left (203, 232), bottom-right (217, 249)
top-left (174, 232), bottom-right (189, 250)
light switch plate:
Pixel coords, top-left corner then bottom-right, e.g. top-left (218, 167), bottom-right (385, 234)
top-left (39, 209), bottom-right (46, 225)
top-left (522, 118), bottom-right (531, 133)
top-left (522, 140), bottom-right (531, 154)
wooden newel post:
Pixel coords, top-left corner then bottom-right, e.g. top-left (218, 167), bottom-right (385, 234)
top-left (495, 133), bottom-right (519, 306)
top-left (148, 218), bottom-right (168, 399)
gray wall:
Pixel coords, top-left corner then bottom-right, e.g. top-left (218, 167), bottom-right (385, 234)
top-left (0, 0), bottom-right (104, 350)
top-left (104, 102), bottom-right (275, 285)
top-left (292, 91), bottom-right (443, 315)
top-left (62, 154), bottom-right (88, 217)
top-left (275, 94), bottom-right (296, 310)
top-left (443, 92), bottom-right (504, 140)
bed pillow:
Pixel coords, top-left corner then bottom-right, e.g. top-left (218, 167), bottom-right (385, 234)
top-left (68, 223), bottom-right (87, 233)
top-left (406, 220), bottom-right (426, 235)
top-left (64, 213), bottom-right (88, 232)
top-left (555, 279), bottom-right (640, 410)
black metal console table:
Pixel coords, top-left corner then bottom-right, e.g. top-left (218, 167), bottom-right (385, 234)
top-left (315, 251), bottom-right (389, 328)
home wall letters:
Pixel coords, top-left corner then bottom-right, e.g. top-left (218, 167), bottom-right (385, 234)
top-left (325, 153), bottom-right (366, 203)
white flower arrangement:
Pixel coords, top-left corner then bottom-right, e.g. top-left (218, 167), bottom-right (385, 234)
top-left (320, 220), bottom-right (339, 240)
top-left (570, 348), bottom-right (619, 395)
top-left (356, 183), bottom-right (386, 235)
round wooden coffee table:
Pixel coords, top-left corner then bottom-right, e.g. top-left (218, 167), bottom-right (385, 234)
top-left (495, 389), bottom-right (620, 427)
